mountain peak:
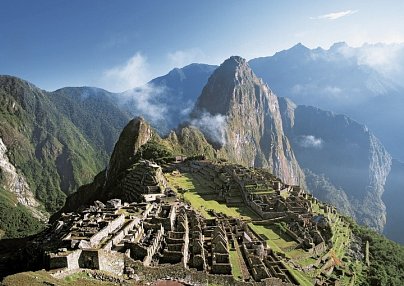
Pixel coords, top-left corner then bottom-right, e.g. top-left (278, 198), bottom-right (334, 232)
top-left (107, 117), bottom-right (154, 185)
top-left (329, 41), bottom-right (349, 51)
top-left (290, 42), bottom-right (309, 52)
top-left (192, 56), bottom-right (256, 115)
top-left (190, 57), bottom-right (304, 185)
top-left (222, 55), bottom-right (247, 66)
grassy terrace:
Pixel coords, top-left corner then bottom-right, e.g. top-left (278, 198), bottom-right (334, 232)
top-left (166, 170), bottom-right (315, 282)
top-left (165, 169), bottom-right (356, 285)
top-left (165, 172), bottom-right (257, 220)
top-left (229, 249), bottom-right (243, 280)
top-left (311, 201), bottom-right (352, 259)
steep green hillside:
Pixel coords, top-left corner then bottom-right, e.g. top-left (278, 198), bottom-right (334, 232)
top-left (0, 187), bottom-right (43, 238)
top-left (0, 76), bottom-right (106, 235)
top-left (49, 87), bottom-right (131, 156)
top-left (349, 218), bottom-right (404, 286)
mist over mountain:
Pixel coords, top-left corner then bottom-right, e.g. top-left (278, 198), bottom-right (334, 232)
top-left (49, 87), bottom-right (131, 155)
top-left (120, 63), bottom-right (217, 134)
top-left (278, 97), bottom-right (392, 232)
top-left (249, 42), bottom-right (404, 161)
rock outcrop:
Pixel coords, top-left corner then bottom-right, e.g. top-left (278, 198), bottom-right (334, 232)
top-left (191, 56), bottom-right (304, 185)
top-left (54, 117), bottom-right (156, 216)
top-left (0, 138), bottom-right (47, 221)
top-left (107, 117), bottom-right (154, 186)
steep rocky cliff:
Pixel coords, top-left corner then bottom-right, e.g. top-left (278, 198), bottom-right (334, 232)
top-left (191, 56), bottom-right (304, 185)
top-left (0, 138), bottom-right (46, 221)
top-left (278, 97), bottom-right (392, 232)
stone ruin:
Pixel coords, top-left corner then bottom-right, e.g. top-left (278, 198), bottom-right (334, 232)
top-left (179, 160), bottom-right (333, 255)
top-left (40, 196), bottom-right (301, 285)
top-left (119, 160), bottom-right (167, 202)
top-left (36, 159), bottom-right (347, 285)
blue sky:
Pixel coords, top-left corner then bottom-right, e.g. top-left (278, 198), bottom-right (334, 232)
top-left (1, 0), bottom-right (403, 92)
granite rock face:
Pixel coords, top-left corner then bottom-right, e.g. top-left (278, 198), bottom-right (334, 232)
top-left (192, 56), bottom-right (304, 185)
top-left (278, 97), bottom-right (392, 232)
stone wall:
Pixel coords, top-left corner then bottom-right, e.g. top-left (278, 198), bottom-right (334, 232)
top-left (131, 261), bottom-right (294, 286)
top-left (78, 250), bottom-right (99, 269)
top-left (49, 249), bottom-right (82, 270)
top-left (66, 250), bottom-right (82, 270)
top-left (90, 214), bottom-right (125, 247)
top-left (49, 255), bottom-right (68, 269)
top-left (98, 250), bottom-right (125, 275)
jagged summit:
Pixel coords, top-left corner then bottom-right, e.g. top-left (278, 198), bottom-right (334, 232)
top-left (291, 42), bottom-right (309, 50)
top-left (329, 41), bottom-right (349, 51)
top-left (192, 55), bottom-right (261, 115)
top-left (190, 56), bottom-right (304, 185)
top-left (221, 55), bottom-right (247, 68)
top-left (107, 117), bottom-right (154, 186)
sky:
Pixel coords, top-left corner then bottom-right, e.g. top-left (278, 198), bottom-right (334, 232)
top-left (1, 0), bottom-right (404, 92)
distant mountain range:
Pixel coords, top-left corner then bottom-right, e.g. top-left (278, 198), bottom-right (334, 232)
top-left (0, 43), bottom-right (403, 244)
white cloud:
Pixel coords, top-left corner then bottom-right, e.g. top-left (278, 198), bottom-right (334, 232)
top-left (102, 52), bottom-right (150, 92)
top-left (357, 44), bottom-right (401, 69)
top-left (121, 84), bottom-right (168, 122)
top-left (190, 112), bottom-right (228, 146)
top-left (167, 48), bottom-right (206, 68)
top-left (310, 10), bottom-right (358, 20)
top-left (292, 84), bottom-right (342, 96)
top-left (298, 135), bottom-right (324, 149)
top-left (334, 42), bottom-right (404, 85)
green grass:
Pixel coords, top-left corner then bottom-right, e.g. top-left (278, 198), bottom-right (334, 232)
top-left (248, 223), bottom-right (297, 252)
top-left (329, 214), bottom-right (351, 259)
top-left (297, 256), bottom-right (317, 267)
top-left (166, 172), bottom-right (257, 220)
top-left (166, 168), bottom-right (364, 286)
top-left (286, 248), bottom-right (311, 260)
top-left (229, 249), bottom-right (243, 280)
top-left (0, 187), bottom-right (44, 238)
top-left (64, 271), bottom-right (92, 282)
top-left (284, 263), bottom-right (314, 286)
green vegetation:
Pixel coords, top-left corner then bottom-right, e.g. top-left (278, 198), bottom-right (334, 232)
top-left (351, 223), bottom-right (404, 286)
top-left (229, 249), bottom-right (243, 280)
top-left (283, 263), bottom-right (313, 286)
top-left (0, 76), bottom-right (106, 236)
top-left (165, 172), bottom-right (257, 220)
top-left (134, 140), bottom-right (174, 162)
top-left (0, 187), bottom-right (44, 238)
top-left (48, 87), bottom-right (131, 155)
top-left (165, 126), bottom-right (217, 159)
